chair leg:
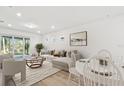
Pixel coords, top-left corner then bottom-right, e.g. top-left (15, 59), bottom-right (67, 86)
top-left (68, 73), bottom-right (72, 85)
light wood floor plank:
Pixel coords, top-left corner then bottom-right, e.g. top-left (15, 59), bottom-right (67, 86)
top-left (32, 70), bottom-right (78, 86)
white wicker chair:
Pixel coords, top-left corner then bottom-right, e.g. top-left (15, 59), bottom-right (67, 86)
top-left (83, 49), bottom-right (123, 86)
top-left (68, 52), bottom-right (81, 85)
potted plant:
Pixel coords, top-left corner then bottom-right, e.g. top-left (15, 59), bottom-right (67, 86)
top-left (35, 43), bottom-right (44, 56)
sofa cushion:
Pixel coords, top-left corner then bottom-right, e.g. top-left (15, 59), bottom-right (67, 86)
top-left (53, 50), bottom-right (60, 57)
top-left (59, 51), bottom-right (63, 57)
top-left (50, 50), bottom-right (55, 55)
top-left (59, 50), bottom-right (67, 57)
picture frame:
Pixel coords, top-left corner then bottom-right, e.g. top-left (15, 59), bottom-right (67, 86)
top-left (70, 31), bottom-right (87, 46)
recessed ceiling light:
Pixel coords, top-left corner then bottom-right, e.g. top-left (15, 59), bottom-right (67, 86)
top-left (16, 12), bottom-right (22, 17)
top-left (24, 23), bottom-right (38, 29)
top-left (37, 31), bottom-right (41, 33)
top-left (8, 24), bottom-right (12, 27)
top-left (51, 25), bottom-right (55, 29)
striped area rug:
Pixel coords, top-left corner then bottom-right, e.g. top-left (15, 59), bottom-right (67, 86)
top-left (0, 62), bottom-right (60, 86)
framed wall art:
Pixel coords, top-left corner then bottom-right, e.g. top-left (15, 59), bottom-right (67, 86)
top-left (70, 31), bottom-right (87, 46)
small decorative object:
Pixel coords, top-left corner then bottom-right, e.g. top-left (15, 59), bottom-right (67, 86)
top-left (35, 43), bottom-right (44, 56)
top-left (70, 31), bottom-right (87, 46)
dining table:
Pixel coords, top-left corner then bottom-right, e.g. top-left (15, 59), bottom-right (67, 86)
top-left (76, 59), bottom-right (124, 85)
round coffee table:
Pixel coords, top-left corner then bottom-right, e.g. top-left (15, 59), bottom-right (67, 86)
top-left (26, 57), bottom-right (44, 69)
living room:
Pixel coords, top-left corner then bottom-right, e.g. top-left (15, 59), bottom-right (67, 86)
top-left (1, 6), bottom-right (124, 87)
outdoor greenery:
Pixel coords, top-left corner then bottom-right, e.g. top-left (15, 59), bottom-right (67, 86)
top-left (0, 36), bottom-right (30, 55)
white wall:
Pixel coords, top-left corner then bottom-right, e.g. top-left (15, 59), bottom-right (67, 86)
top-left (0, 27), bottom-right (41, 54)
top-left (42, 15), bottom-right (124, 60)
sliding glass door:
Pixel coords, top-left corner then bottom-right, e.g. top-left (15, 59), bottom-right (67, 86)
top-left (0, 35), bottom-right (30, 56)
top-left (14, 37), bottom-right (24, 55)
top-left (0, 36), bottom-right (13, 54)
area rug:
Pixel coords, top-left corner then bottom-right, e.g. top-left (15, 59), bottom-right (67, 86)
top-left (0, 62), bottom-right (60, 86)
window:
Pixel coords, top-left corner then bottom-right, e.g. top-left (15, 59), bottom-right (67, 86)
top-left (14, 37), bottom-right (24, 55)
top-left (0, 35), bottom-right (30, 56)
top-left (0, 36), bottom-right (13, 54)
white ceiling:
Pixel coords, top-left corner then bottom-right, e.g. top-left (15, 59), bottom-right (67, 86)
top-left (0, 6), bottom-right (124, 35)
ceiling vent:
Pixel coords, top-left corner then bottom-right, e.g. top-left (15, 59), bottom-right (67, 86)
top-left (0, 18), bottom-right (5, 23)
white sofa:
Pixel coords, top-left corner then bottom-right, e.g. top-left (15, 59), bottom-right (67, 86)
top-left (51, 50), bottom-right (83, 71)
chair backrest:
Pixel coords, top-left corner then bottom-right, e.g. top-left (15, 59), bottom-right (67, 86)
top-left (83, 49), bottom-right (123, 86)
top-left (68, 51), bottom-right (80, 70)
top-left (97, 49), bottom-right (112, 66)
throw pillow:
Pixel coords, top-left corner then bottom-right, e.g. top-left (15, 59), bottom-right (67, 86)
top-left (63, 51), bottom-right (67, 57)
top-left (60, 51), bottom-right (64, 57)
top-left (54, 50), bottom-right (60, 57)
top-left (60, 50), bottom-right (67, 57)
top-left (50, 50), bottom-right (55, 55)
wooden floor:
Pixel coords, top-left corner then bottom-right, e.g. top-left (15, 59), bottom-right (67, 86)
top-left (32, 70), bottom-right (78, 86)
